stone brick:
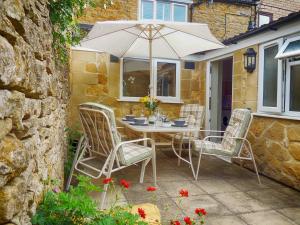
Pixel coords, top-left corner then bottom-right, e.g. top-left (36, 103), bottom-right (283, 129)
top-left (287, 126), bottom-right (300, 142)
top-left (265, 122), bottom-right (285, 142)
top-left (0, 36), bottom-right (16, 85)
top-left (283, 162), bottom-right (300, 180)
top-left (98, 74), bottom-right (108, 85)
top-left (0, 135), bottom-right (28, 187)
top-left (85, 63), bottom-right (98, 73)
top-left (288, 142), bottom-right (300, 161)
top-left (0, 119), bottom-right (12, 140)
top-left (0, 177), bottom-right (26, 223)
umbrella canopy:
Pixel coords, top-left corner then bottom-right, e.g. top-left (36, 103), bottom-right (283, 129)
top-left (80, 20), bottom-right (224, 60)
top-left (79, 20), bottom-right (224, 97)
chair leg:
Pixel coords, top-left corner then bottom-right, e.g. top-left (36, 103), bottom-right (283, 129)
top-left (195, 151), bottom-right (203, 181)
top-left (100, 178), bottom-right (109, 209)
top-left (100, 152), bottom-right (116, 209)
top-left (177, 142), bottom-right (183, 166)
top-left (140, 159), bottom-right (150, 183)
top-left (65, 136), bottom-right (85, 191)
top-left (246, 140), bottom-right (261, 184)
top-left (152, 151), bottom-right (157, 186)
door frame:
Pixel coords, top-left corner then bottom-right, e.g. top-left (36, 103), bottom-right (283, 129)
top-left (205, 54), bottom-right (234, 130)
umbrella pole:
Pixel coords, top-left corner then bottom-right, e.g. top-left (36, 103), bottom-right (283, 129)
top-left (149, 25), bottom-right (154, 98)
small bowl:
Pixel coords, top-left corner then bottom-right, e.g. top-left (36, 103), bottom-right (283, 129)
top-left (134, 117), bottom-right (146, 124)
top-left (162, 122), bottom-right (172, 128)
top-left (125, 115), bottom-right (135, 121)
top-left (174, 119), bottom-right (186, 126)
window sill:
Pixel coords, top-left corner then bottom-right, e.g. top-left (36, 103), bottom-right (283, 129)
top-left (253, 112), bottom-right (300, 121)
top-left (117, 99), bottom-right (184, 104)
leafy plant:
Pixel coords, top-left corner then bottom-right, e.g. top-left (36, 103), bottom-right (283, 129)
top-left (49, 0), bottom-right (112, 63)
top-left (64, 126), bottom-right (82, 179)
top-left (32, 176), bottom-right (147, 225)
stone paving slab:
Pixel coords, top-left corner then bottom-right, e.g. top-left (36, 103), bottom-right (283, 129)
top-left (240, 210), bottom-right (298, 225)
top-left (206, 215), bottom-right (247, 225)
top-left (92, 150), bottom-right (300, 225)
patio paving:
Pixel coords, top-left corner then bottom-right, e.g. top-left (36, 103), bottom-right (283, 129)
top-left (91, 149), bottom-right (300, 225)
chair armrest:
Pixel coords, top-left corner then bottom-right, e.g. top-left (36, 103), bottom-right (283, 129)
top-left (116, 127), bottom-right (124, 130)
top-left (203, 136), bottom-right (248, 142)
top-left (202, 135), bottom-right (224, 141)
top-left (114, 138), bottom-right (155, 152)
top-left (199, 130), bottom-right (225, 134)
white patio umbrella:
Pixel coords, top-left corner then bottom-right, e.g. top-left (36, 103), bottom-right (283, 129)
top-left (79, 20), bottom-right (224, 96)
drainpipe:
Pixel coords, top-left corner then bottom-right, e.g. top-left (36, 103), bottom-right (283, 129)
top-left (189, 0), bottom-right (203, 22)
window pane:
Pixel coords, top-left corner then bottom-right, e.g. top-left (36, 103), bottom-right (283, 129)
top-left (263, 45), bottom-right (278, 107)
top-left (123, 59), bottom-right (150, 97)
top-left (142, 0), bottom-right (153, 20)
top-left (157, 2), bottom-right (170, 21)
top-left (164, 3), bottom-right (171, 20)
top-left (156, 2), bottom-right (164, 20)
top-left (290, 64), bottom-right (300, 112)
top-left (157, 62), bottom-right (176, 97)
top-left (173, 4), bottom-right (186, 22)
top-left (284, 40), bottom-right (300, 54)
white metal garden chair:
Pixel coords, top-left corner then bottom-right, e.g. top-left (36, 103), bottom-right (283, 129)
top-left (192, 108), bottom-right (261, 183)
top-left (66, 103), bottom-right (156, 209)
top-left (169, 104), bottom-right (205, 166)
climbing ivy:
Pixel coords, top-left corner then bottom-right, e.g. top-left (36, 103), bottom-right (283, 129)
top-left (49, 0), bottom-right (112, 63)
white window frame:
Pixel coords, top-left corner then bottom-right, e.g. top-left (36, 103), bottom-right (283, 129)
top-left (276, 36), bottom-right (300, 59)
top-left (285, 60), bottom-right (300, 116)
top-left (154, 59), bottom-right (181, 103)
top-left (172, 3), bottom-right (188, 22)
top-left (140, 0), bottom-right (155, 21)
top-left (258, 39), bottom-right (283, 113)
top-left (119, 58), bottom-right (181, 103)
top-left (139, 0), bottom-right (188, 22)
top-left (156, 1), bottom-right (171, 21)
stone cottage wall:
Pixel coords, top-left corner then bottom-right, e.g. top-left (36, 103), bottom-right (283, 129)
top-left (192, 2), bottom-right (253, 41)
top-left (68, 50), bottom-right (202, 129)
top-left (258, 0), bottom-right (300, 21)
top-left (0, 0), bottom-right (68, 224)
top-left (79, 0), bottom-right (138, 23)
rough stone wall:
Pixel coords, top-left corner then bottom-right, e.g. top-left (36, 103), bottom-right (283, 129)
top-left (258, 0), bottom-right (300, 21)
top-left (248, 117), bottom-right (300, 190)
top-left (68, 50), bottom-right (202, 129)
top-left (79, 0), bottom-right (138, 23)
top-left (232, 46), bottom-right (258, 112)
top-left (192, 2), bottom-right (253, 41)
top-left (0, 0), bottom-right (68, 224)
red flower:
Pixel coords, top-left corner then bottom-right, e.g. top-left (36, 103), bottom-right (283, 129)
top-left (120, 179), bottom-right (130, 189)
top-left (147, 186), bottom-right (157, 192)
top-left (138, 208), bottom-right (146, 219)
top-left (170, 220), bottom-right (181, 225)
top-left (195, 208), bottom-right (207, 216)
top-left (184, 216), bottom-right (192, 225)
top-left (103, 178), bottom-right (113, 184)
top-left (179, 189), bottom-right (189, 197)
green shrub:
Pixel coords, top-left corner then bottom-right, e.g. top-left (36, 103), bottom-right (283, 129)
top-left (49, 0), bottom-right (112, 63)
top-left (32, 176), bottom-right (147, 225)
top-left (64, 127), bottom-right (82, 179)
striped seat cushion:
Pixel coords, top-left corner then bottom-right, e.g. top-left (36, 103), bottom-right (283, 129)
top-left (122, 143), bottom-right (152, 166)
top-left (193, 140), bottom-right (233, 156)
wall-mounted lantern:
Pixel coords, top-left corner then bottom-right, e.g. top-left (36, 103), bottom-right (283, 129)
top-left (244, 48), bottom-right (257, 73)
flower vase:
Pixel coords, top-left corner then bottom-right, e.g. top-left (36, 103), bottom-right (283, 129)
top-left (148, 110), bottom-right (156, 124)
